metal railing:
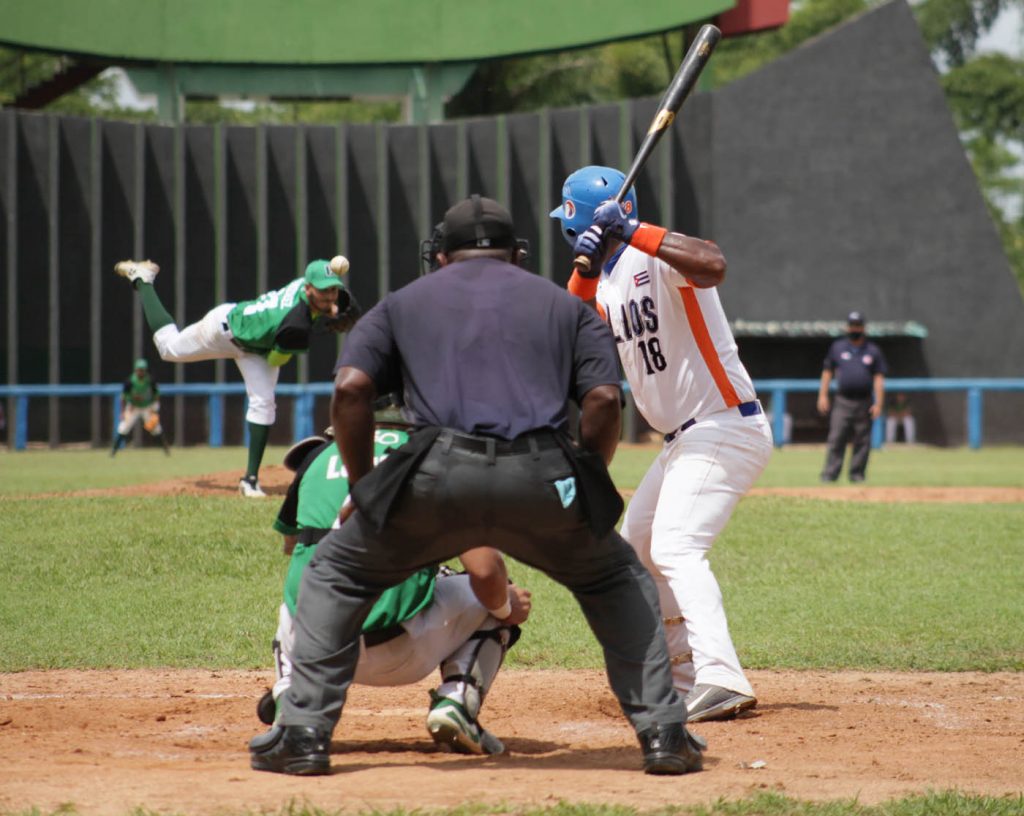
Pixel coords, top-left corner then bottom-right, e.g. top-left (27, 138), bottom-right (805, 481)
top-left (2, 378), bottom-right (1023, 451)
top-left (0, 383), bottom-right (331, 451)
top-left (754, 378), bottom-right (1024, 450)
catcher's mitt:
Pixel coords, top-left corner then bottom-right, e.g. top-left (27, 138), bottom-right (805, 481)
top-left (319, 288), bottom-right (362, 335)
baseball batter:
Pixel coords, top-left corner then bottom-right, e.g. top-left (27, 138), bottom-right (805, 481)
top-left (260, 417), bottom-right (531, 756)
top-left (552, 166), bottom-right (773, 722)
top-left (115, 256), bottom-right (359, 497)
top-left (110, 357), bottom-right (170, 456)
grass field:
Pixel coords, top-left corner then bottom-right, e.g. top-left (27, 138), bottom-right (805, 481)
top-left (1, 443), bottom-right (1022, 815)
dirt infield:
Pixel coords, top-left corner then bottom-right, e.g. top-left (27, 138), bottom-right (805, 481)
top-left (1, 668), bottom-right (1022, 814)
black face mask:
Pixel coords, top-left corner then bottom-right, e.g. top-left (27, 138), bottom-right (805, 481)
top-left (848, 329), bottom-right (864, 340)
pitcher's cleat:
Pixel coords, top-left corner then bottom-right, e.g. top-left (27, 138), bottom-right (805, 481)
top-left (239, 475), bottom-right (267, 498)
top-left (114, 259), bottom-right (159, 286)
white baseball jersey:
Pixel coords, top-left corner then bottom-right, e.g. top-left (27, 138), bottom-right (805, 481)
top-left (596, 245), bottom-right (757, 434)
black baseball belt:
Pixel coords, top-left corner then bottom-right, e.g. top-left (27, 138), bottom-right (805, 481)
top-left (363, 624), bottom-right (406, 648)
top-left (663, 399), bottom-right (763, 444)
top-left (297, 527), bottom-right (333, 546)
top-left (221, 321), bottom-right (258, 354)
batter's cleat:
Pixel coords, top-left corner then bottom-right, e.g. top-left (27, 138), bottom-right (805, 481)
top-left (249, 724), bottom-right (331, 775)
top-left (114, 259), bottom-right (159, 286)
top-left (256, 690), bottom-right (277, 726)
top-left (238, 475), bottom-right (266, 498)
top-left (426, 695), bottom-right (504, 755)
top-left (637, 722), bottom-right (704, 775)
top-left (685, 684), bottom-right (757, 723)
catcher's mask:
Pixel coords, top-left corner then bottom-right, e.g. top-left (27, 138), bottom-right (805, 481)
top-left (549, 165), bottom-right (638, 248)
top-left (419, 222), bottom-right (445, 275)
top-left (373, 391), bottom-right (413, 428)
top-left (283, 435), bottom-right (329, 471)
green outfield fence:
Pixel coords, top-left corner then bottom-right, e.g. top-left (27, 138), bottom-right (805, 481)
top-left (2, 378), bottom-right (1023, 451)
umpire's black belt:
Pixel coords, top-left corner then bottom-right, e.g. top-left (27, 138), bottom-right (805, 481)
top-left (663, 400), bottom-right (763, 444)
top-left (436, 429), bottom-right (563, 457)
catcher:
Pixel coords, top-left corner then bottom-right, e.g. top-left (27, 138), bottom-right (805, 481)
top-left (115, 256), bottom-right (360, 497)
top-left (257, 398), bottom-right (532, 756)
top-left (110, 358), bottom-right (170, 456)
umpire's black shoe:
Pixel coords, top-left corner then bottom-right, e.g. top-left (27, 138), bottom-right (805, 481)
top-left (637, 723), bottom-right (704, 775)
top-left (249, 725), bottom-right (331, 775)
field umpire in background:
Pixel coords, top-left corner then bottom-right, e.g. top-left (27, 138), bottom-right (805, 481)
top-left (817, 311), bottom-right (888, 482)
top-left (249, 195), bottom-right (704, 777)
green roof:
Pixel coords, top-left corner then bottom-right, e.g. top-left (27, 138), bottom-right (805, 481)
top-left (730, 320), bottom-right (929, 339)
top-left (0, 0), bottom-right (733, 64)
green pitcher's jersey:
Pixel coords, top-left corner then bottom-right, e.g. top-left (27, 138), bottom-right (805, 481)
top-left (277, 426), bottom-right (435, 633)
top-left (226, 278), bottom-right (310, 354)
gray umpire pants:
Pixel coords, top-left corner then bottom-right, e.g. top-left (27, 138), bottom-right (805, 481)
top-left (278, 436), bottom-right (686, 735)
top-left (821, 394), bottom-right (873, 481)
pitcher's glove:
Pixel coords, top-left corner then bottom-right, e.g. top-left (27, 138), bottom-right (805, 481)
top-left (320, 288), bottom-right (362, 334)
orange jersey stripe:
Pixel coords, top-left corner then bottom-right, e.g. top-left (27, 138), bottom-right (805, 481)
top-left (678, 287), bottom-right (740, 407)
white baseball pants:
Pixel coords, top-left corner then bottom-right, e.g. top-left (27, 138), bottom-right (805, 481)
top-left (151, 303), bottom-right (280, 425)
top-left (117, 404), bottom-right (161, 436)
top-left (620, 407), bottom-right (773, 697)
top-left (273, 573), bottom-right (498, 701)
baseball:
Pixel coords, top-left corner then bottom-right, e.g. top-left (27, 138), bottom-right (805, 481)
top-left (329, 255), bottom-right (350, 276)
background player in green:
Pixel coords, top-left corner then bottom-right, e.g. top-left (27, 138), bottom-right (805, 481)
top-left (114, 255), bottom-right (360, 497)
top-left (261, 404), bottom-right (531, 755)
top-left (110, 357), bottom-right (170, 456)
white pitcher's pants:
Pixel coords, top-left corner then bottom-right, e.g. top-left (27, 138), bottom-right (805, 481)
top-left (152, 303), bottom-right (279, 425)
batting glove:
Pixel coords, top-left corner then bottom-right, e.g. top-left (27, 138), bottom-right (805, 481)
top-left (572, 225), bottom-right (608, 278)
top-left (593, 200), bottom-right (640, 243)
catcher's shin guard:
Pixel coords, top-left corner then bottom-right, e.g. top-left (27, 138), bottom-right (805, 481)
top-left (256, 636), bottom-right (288, 725)
top-left (268, 604), bottom-right (295, 712)
top-left (435, 623), bottom-right (519, 720)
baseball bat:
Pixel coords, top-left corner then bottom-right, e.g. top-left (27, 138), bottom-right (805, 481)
top-left (574, 23), bottom-right (722, 274)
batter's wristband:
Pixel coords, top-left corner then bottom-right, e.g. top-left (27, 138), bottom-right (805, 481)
top-left (567, 271), bottom-right (599, 300)
top-left (629, 223), bottom-right (667, 256)
top-left (487, 596), bottom-right (512, 620)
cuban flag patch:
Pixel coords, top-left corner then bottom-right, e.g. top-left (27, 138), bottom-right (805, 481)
top-left (633, 271), bottom-right (650, 287)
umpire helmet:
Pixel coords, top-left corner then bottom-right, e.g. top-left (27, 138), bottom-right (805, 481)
top-left (549, 166), bottom-right (638, 247)
top-left (420, 218), bottom-right (530, 275)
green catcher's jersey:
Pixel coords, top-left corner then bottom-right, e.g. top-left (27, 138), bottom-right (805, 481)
top-left (226, 278), bottom-right (311, 355)
top-left (277, 427), bottom-right (436, 633)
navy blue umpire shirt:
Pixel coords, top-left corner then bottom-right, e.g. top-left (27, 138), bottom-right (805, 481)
top-left (337, 257), bottom-right (621, 440)
top-left (823, 337), bottom-right (888, 399)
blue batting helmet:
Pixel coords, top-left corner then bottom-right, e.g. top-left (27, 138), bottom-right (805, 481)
top-left (549, 166), bottom-right (638, 247)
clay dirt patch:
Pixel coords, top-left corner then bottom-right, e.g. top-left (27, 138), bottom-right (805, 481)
top-left (31, 467), bottom-right (1024, 504)
top-left (0, 669), bottom-right (1021, 815)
